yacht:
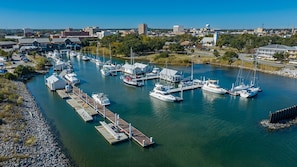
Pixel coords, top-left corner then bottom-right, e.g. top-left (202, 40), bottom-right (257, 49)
top-left (64, 73), bottom-right (80, 85)
top-left (92, 93), bottom-right (110, 106)
top-left (122, 75), bottom-right (143, 87)
top-left (149, 84), bottom-right (177, 102)
top-left (202, 80), bottom-right (227, 95)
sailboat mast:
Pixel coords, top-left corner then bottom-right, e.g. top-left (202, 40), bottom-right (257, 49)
top-left (109, 43), bottom-right (112, 63)
top-left (191, 61), bottom-right (193, 81)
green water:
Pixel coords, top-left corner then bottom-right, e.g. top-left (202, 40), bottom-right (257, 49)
top-left (27, 57), bottom-right (297, 167)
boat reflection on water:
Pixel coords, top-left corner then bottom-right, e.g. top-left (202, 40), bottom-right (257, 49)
top-left (202, 90), bottom-right (226, 103)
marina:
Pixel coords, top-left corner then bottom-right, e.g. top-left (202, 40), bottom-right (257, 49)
top-left (26, 59), bottom-right (297, 167)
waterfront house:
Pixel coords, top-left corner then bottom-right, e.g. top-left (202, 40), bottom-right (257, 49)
top-left (51, 37), bottom-right (81, 50)
top-left (45, 73), bottom-right (66, 91)
top-left (122, 62), bottom-right (142, 75)
top-left (159, 68), bottom-right (183, 83)
top-left (18, 38), bottom-right (50, 52)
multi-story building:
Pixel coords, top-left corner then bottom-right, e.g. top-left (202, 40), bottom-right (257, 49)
top-left (138, 24), bottom-right (148, 35)
top-left (83, 26), bottom-right (100, 36)
top-left (173, 25), bottom-right (184, 34)
top-left (255, 44), bottom-right (297, 60)
top-left (61, 28), bottom-right (89, 38)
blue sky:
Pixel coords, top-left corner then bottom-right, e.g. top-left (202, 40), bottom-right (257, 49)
top-left (1, 0), bottom-right (297, 29)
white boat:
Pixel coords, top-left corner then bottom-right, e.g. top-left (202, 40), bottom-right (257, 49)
top-left (229, 63), bottom-right (249, 96)
top-left (69, 51), bottom-right (77, 57)
top-left (202, 80), bottom-right (227, 95)
top-left (82, 55), bottom-right (90, 61)
top-left (240, 87), bottom-right (258, 98)
top-left (92, 93), bottom-right (110, 106)
top-left (64, 73), bottom-right (80, 85)
top-left (149, 84), bottom-right (177, 102)
top-left (122, 75), bottom-right (143, 87)
top-left (100, 66), bottom-right (111, 76)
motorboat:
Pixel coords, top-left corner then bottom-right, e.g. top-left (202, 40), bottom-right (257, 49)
top-left (239, 87), bottom-right (258, 98)
top-left (92, 93), bottom-right (110, 106)
top-left (82, 55), bottom-right (90, 61)
top-left (149, 84), bottom-right (177, 102)
top-left (69, 51), bottom-right (77, 57)
top-left (64, 73), bottom-right (80, 85)
top-left (202, 80), bottom-right (227, 95)
top-left (101, 66), bottom-right (111, 76)
top-left (122, 75), bottom-right (143, 87)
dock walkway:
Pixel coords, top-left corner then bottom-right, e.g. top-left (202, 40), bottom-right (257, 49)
top-left (167, 84), bottom-right (202, 94)
top-left (72, 86), bottom-right (154, 147)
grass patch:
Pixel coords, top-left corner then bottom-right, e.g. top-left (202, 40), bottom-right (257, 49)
top-left (25, 136), bottom-right (36, 146)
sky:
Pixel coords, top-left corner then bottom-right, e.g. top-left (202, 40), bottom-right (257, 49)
top-left (1, 0), bottom-right (297, 29)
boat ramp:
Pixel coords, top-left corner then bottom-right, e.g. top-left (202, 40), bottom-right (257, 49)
top-left (55, 86), bottom-right (154, 147)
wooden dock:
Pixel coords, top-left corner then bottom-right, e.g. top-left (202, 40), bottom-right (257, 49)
top-left (134, 75), bottom-right (159, 81)
top-left (72, 86), bottom-right (155, 147)
top-left (167, 84), bottom-right (202, 94)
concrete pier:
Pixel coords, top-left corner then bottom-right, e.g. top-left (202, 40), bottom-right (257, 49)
top-left (261, 105), bottom-right (297, 130)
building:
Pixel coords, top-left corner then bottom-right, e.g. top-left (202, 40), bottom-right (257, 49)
top-left (96, 31), bottom-right (113, 39)
top-left (138, 24), bottom-right (148, 35)
top-left (18, 38), bottom-right (50, 52)
top-left (51, 37), bottom-right (81, 50)
top-left (159, 68), bottom-right (183, 83)
top-left (0, 41), bottom-right (17, 51)
top-left (23, 28), bottom-right (34, 37)
top-left (255, 44), bottom-right (297, 60)
top-left (83, 26), bottom-right (100, 36)
top-left (61, 28), bottom-right (89, 38)
top-left (45, 74), bottom-right (66, 91)
top-left (173, 25), bottom-right (184, 34)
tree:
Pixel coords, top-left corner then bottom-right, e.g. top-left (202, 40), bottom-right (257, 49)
top-left (273, 52), bottom-right (285, 61)
top-left (222, 51), bottom-right (238, 64)
top-left (213, 49), bottom-right (220, 57)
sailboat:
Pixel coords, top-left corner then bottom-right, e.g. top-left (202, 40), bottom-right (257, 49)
top-left (95, 43), bottom-right (103, 66)
top-left (239, 60), bottom-right (261, 98)
top-left (121, 47), bottom-right (144, 87)
top-left (229, 62), bottom-right (250, 96)
top-left (179, 61), bottom-right (204, 88)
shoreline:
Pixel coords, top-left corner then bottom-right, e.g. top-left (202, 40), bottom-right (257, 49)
top-left (0, 81), bottom-right (73, 166)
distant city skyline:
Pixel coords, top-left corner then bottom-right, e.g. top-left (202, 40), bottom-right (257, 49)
top-left (1, 0), bottom-right (297, 29)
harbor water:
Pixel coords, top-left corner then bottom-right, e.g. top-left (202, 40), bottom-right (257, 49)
top-left (27, 57), bottom-right (297, 167)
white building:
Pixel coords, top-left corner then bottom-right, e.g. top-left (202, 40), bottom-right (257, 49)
top-left (255, 44), bottom-right (297, 60)
top-left (173, 25), bottom-right (184, 34)
top-left (45, 74), bottom-right (67, 91)
top-left (159, 68), bottom-right (183, 83)
top-left (96, 31), bottom-right (113, 39)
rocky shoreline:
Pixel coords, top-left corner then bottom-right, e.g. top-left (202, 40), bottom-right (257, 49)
top-left (0, 81), bottom-right (71, 166)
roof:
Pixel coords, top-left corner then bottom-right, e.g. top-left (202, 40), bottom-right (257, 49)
top-left (0, 41), bottom-right (17, 46)
top-left (134, 62), bottom-right (147, 69)
top-left (18, 38), bottom-right (50, 44)
top-left (160, 68), bottom-right (179, 76)
top-left (258, 44), bottom-right (297, 51)
top-left (46, 74), bottom-right (65, 83)
top-left (200, 37), bottom-right (214, 43)
top-left (51, 37), bottom-right (81, 43)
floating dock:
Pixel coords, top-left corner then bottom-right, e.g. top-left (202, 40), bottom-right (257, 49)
top-left (56, 90), bottom-right (69, 99)
top-left (167, 84), bottom-right (202, 94)
top-left (72, 86), bottom-right (155, 147)
top-left (95, 122), bottom-right (128, 144)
